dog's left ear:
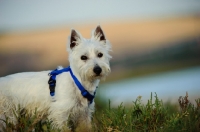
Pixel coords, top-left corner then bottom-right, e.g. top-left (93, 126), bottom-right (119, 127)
top-left (93, 25), bottom-right (106, 42)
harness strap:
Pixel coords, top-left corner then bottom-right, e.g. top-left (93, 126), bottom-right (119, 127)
top-left (48, 66), bottom-right (96, 104)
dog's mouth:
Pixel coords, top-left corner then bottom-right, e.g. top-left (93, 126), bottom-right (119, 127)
top-left (90, 73), bottom-right (103, 80)
top-left (95, 73), bottom-right (101, 76)
top-left (94, 74), bottom-right (102, 78)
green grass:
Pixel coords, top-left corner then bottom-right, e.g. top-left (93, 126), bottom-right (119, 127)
top-left (1, 93), bottom-right (200, 132)
top-left (93, 92), bottom-right (200, 132)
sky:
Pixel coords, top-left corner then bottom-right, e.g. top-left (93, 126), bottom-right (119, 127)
top-left (0, 1), bottom-right (200, 32)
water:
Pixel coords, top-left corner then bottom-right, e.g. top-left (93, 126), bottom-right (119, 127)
top-left (98, 67), bottom-right (200, 106)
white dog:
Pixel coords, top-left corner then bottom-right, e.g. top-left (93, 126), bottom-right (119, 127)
top-left (0, 25), bottom-right (112, 131)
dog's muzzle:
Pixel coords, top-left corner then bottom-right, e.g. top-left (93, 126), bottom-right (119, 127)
top-left (93, 66), bottom-right (102, 75)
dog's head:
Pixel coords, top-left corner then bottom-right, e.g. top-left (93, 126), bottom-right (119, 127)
top-left (67, 25), bottom-right (112, 81)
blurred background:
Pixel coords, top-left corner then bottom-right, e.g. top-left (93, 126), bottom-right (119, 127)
top-left (0, 1), bottom-right (200, 107)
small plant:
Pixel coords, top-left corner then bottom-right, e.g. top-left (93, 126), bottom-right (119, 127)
top-left (178, 92), bottom-right (190, 112)
top-left (165, 92), bottom-right (200, 131)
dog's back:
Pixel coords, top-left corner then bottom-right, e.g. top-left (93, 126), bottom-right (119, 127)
top-left (0, 71), bottom-right (50, 102)
top-left (0, 71), bottom-right (52, 125)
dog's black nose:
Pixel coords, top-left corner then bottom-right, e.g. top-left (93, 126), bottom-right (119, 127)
top-left (93, 66), bottom-right (102, 75)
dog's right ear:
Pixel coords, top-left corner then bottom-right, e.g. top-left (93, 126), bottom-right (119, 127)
top-left (70, 29), bottom-right (81, 49)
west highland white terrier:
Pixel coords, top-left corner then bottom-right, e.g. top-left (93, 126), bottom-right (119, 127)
top-left (0, 25), bottom-right (112, 131)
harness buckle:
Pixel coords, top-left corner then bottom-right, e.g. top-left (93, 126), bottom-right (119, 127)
top-left (81, 90), bottom-right (88, 97)
top-left (81, 90), bottom-right (94, 103)
top-left (48, 77), bottom-right (56, 101)
top-left (48, 78), bottom-right (56, 85)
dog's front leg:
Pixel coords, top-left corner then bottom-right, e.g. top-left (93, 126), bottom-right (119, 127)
top-left (76, 114), bottom-right (92, 132)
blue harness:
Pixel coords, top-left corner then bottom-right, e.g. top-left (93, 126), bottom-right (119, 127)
top-left (48, 66), bottom-right (96, 104)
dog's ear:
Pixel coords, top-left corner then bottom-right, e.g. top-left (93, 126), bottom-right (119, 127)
top-left (94, 25), bottom-right (106, 42)
top-left (70, 29), bottom-right (81, 49)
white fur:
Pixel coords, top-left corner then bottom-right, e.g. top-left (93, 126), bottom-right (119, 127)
top-left (0, 25), bottom-right (112, 130)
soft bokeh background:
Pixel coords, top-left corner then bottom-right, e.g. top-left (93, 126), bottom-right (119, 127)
top-left (0, 1), bottom-right (200, 107)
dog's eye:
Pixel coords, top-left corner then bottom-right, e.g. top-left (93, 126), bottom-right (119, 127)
top-left (98, 53), bottom-right (103, 58)
top-left (81, 55), bottom-right (88, 60)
